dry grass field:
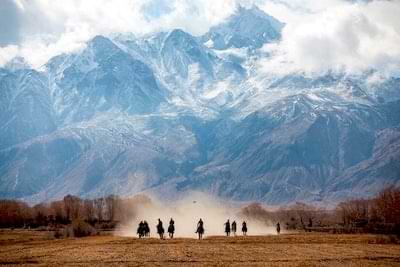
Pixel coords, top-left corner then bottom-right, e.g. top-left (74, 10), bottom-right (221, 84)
top-left (0, 229), bottom-right (400, 266)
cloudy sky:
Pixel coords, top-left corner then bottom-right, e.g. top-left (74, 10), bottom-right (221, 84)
top-left (0, 0), bottom-right (399, 76)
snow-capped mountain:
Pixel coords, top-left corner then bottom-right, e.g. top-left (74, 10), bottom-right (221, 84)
top-left (46, 35), bottom-right (165, 124)
top-left (0, 68), bottom-right (56, 149)
top-left (201, 5), bottom-right (284, 50)
top-left (0, 5), bottom-right (399, 204)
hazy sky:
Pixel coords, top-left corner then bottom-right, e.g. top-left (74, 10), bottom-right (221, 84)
top-left (0, 0), bottom-right (399, 76)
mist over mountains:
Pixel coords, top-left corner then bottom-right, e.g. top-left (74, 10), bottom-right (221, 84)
top-left (0, 5), bottom-right (399, 204)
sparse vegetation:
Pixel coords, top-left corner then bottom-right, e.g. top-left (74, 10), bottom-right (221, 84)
top-left (65, 219), bottom-right (97, 238)
top-left (239, 186), bottom-right (400, 235)
top-left (1, 230), bottom-right (400, 266)
top-left (1, 187), bottom-right (399, 237)
top-left (0, 194), bottom-right (152, 237)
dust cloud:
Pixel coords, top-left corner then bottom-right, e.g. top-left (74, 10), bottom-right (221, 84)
top-left (118, 192), bottom-right (277, 238)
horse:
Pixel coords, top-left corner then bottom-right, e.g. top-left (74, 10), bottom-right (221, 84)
top-left (168, 218), bottom-right (175, 239)
top-left (137, 221), bottom-right (145, 238)
top-left (156, 219), bottom-right (165, 239)
top-left (242, 221), bottom-right (247, 236)
top-left (231, 221), bottom-right (237, 236)
top-left (196, 219), bottom-right (204, 240)
top-left (143, 221), bottom-right (150, 237)
top-left (225, 219), bottom-right (231, 236)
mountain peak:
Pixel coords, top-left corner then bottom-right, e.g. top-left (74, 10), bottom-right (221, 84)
top-left (89, 35), bottom-right (119, 52)
top-left (4, 56), bottom-right (30, 71)
top-left (161, 28), bottom-right (214, 78)
top-left (166, 29), bottom-right (194, 42)
top-left (202, 5), bottom-right (284, 50)
top-left (235, 4), bottom-right (266, 17)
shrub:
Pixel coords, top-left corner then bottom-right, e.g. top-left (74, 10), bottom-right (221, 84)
top-left (54, 229), bottom-right (64, 239)
top-left (66, 220), bottom-right (97, 238)
top-left (373, 235), bottom-right (400, 244)
top-left (95, 221), bottom-right (117, 230)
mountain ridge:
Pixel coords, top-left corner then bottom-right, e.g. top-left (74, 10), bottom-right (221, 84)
top-left (0, 5), bottom-right (399, 204)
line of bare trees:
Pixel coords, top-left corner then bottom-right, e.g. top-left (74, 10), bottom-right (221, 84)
top-left (1, 187), bottom-right (399, 234)
top-left (336, 186), bottom-right (400, 233)
top-left (0, 194), bottom-right (151, 229)
top-left (240, 186), bottom-right (400, 235)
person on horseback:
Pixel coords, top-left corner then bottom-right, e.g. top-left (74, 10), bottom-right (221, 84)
top-left (242, 221), bottom-right (247, 236)
top-left (224, 219), bottom-right (231, 236)
top-left (143, 220), bottom-right (150, 237)
top-left (157, 218), bottom-right (165, 239)
top-left (276, 222), bottom-right (281, 234)
top-left (137, 221), bottom-right (144, 238)
top-left (196, 218), bottom-right (204, 240)
top-left (168, 218), bottom-right (175, 239)
top-left (232, 220), bottom-right (237, 236)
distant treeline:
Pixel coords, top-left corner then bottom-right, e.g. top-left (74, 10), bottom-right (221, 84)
top-left (0, 187), bottom-right (399, 235)
top-left (0, 194), bottom-right (151, 229)
top-left (241, 186), bottom-right (400, 235)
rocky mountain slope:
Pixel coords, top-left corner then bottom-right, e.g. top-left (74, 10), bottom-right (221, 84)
top-left (0, 5), bottom-right (399, 204)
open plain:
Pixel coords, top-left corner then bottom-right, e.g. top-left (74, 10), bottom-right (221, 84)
top-left (0, 230), bottom-right (400, 266)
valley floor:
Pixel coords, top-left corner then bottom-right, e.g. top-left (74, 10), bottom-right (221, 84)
top-left (0, 230), bottom-right (400, 266)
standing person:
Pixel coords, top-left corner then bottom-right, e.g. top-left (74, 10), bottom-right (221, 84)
top-left (137, 221), bottom-right (144, 238)
top-left (143, 221), bottom-right (150, 237)
top-left (224, 219), bottom-right (231, 236)
top-left (242, 221), bottom-right (247, 236)
top-left (196, 218), bottom-right (204, 240)
top-left (231, 221), bottom-right (237, 236)
top-left (276, 222), bottom-right (281, 234)
top-left (157, 219), bottom-right (165, 240)
top-left (168, 218), bottom-right (175, 239)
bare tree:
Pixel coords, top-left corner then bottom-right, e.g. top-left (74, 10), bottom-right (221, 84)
top-left (94, 198), bottom-right (104, 222)
top-left (63, 195), bottom-right (82, 221)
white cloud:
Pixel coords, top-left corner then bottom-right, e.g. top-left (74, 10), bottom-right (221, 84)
top-left (259, 0), bottom-right (400, 77)
top-left (0, 0), bottom-right (240, 68)
top-left (0, 0), bottom-right (399, 77)
top-left (0, 45), bottom-right (19, 66)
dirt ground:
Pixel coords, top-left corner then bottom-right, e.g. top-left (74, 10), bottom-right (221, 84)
top-left (0, 230), bottom-right (400, 266)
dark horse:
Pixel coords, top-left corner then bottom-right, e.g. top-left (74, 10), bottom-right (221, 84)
top-left (137, 221), bottom-right (145, 238)
top-left (232, 221), bottom-right (237, 236)
top-left (224, 219), bottom-right (231, 236)
top-left (168, 218), bottom-right (175, 239)
top-left (143, 220), bottom-right (150, 237)
top-left (157, 219), bottom-right (165, 239)
top-left (196, 219), bottom-right (204, 240)
top-left (242, 221), bottom-right (247, 236)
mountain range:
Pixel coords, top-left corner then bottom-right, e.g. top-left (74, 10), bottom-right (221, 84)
top-left (0, 5), bottom-right (399, 204)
